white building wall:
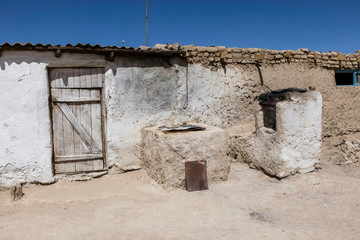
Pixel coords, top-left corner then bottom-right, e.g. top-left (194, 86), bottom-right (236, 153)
top-left (0, 51), bottom-right (282, 186)
top-left (0, 51), bottom-right (112, 186)
top-left (0, 52), bottom-right (53, 186)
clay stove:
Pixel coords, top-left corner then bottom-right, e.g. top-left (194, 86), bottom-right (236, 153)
top-left (241, 88), bottom-right (322, 178)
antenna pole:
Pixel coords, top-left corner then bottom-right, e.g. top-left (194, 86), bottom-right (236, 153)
top-left (146, 0), bottom-right (148, 46)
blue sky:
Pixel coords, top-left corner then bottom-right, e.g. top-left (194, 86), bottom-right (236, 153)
top-left (1, 0), bottom-right (359, 53)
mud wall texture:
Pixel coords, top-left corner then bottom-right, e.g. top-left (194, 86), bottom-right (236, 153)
top-left (105, 56), bottom-right (268, 172)
top-left (1, 44), bottom-right (360, 185)
top-left (176, 45), bottom-right (360, 137)
top-left (104, 55), bottom-right (187, 171)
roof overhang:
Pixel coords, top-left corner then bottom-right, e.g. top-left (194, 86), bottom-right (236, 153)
top-left (0, 42), bottom-right (186, 60)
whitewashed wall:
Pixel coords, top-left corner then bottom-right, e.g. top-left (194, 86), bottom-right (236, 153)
top-left (0, 50), bottom-right (331, 186)
top-left (0, 52), bottom-right (53, 186)
top-left (0, 51), bottom-right (112, 186)
top-left (0, 52), bottom-right (195, 186)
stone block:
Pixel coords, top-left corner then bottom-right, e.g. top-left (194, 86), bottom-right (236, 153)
top-left (220, 50), bottom-right (228, 59)
top-left (338, 54), bottom-right (346, 60)
top-left (231, 48), bottom-right (241, 53)
top-left (141, 124), bottom-right (230, 189)
top-left (255, 53), bottom-right (266, 60)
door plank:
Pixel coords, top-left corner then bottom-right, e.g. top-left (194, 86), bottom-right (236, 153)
top-left (66, 163), bottom-right (76, 173)
top-left (97, 68), bottom-right (103, 87)
top-left (52, 97), bottom-right (100, 103)
top-left (52, 104), bottom-right (64, 155)
top-left (50, 69), bottom-right (57, 88)
top-left (91, 90), bottom-right (102, 150)
top-left (76, 161), bottom-right (94, 172)
top-left (66, 68), bottom-right (73, 87)
top-left (57, 103), bottom-right (101, 154)
top-left (51, 69), bottom-right (62, 88)
top-left (80, 68), bottom-right (87, 88)
top-left (80, 89), bottom-right (92, 154)
top-left (51, 89), bottom-right (62, 99)
top-left (85, 68), bottom-right (92, 87)
top-left (93, 159), bottom-right (104, 171)
top-left (91, 68), bottom-right (98, 88)
top-left (73, 68), bottom-right (80, 88)
top-left (55, 163), bottom-right (67, 174)
top-left (71, 88), bottom-right (83, 156)
top-left (94, 159), bottom-right (104, 171)
top-left (62, 86), bottom-right (75, 157)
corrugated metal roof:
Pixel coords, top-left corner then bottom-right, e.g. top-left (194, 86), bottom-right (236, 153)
top-left (0, 42), bottom-right (185, 57)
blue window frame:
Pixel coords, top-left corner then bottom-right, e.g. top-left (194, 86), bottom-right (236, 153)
top-left (335, 70), bottom-right (360, 86)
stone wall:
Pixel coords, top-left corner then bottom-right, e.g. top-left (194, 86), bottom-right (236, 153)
top-left (179, 45), bottom-right (360, 70)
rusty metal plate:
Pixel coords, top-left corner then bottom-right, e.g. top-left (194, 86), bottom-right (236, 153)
top-left (185, 160), bottom-right (208, 192)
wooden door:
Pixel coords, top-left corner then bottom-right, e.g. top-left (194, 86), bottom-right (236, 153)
top-left (49, 68), bottom-right (105, 174)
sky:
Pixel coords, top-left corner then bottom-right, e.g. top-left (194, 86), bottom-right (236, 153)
top-left (1, 0), bottom-right (359, 53)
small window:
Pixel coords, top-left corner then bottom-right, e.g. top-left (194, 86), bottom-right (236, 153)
top-left (335, 70), bottom-right (360, 86)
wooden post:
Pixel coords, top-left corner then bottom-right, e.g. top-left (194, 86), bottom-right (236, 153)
top-left (146, 0), bottom-right (148, 46)
top-left (10, 184), bottom-right (23, 201)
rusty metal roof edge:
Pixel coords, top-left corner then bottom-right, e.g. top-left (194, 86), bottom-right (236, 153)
top-left (0, 42), bottom-right (186, 56)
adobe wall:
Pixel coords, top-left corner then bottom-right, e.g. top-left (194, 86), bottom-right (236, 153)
top-left (0, 51), bottom-right (189, 185)
top-left (1, 45), bottom-right (359, 186)
top-left (105, 56), bottom-right (267, 172)
top-left (178, 45), bottom-right (360, 137)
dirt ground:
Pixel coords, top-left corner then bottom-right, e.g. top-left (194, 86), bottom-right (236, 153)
top-left (1, 137), bottom-right (360, 240)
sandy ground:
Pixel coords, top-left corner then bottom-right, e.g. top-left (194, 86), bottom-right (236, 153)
top-left (1, 155), bottom-right (360, 240)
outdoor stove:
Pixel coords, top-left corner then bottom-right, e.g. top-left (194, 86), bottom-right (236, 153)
top-left (242, 88), bottom-right (322, 178)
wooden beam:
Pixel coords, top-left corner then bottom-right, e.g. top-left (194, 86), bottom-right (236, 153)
top-left (108, 51), bottom-right (115, 61)
top-left (55, 48), bottom-right (61, 58)
top-left (52, 97), bottom-right (100, 103)
top-left (55, 154), bottom-right (103, 163)
top-left (51, 86), bottom-right (103, 89)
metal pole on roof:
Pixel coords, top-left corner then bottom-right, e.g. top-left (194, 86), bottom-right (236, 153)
top-left (146, 0), bottom-right (148, 46)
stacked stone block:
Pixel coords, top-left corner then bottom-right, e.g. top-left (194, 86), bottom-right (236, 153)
top-left (152, 43), bottom-right (360, 71)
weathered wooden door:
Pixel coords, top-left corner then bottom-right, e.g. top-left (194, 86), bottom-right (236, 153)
top-left (49, 68), bottom-right (105, 174)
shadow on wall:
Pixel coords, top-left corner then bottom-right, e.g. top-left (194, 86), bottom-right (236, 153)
top-left (0, 52), bottom-right (188, 75)
top-left (0, 55), bottom-right (42, 70)
top-left (117, 55), bottom-right (187, 68)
